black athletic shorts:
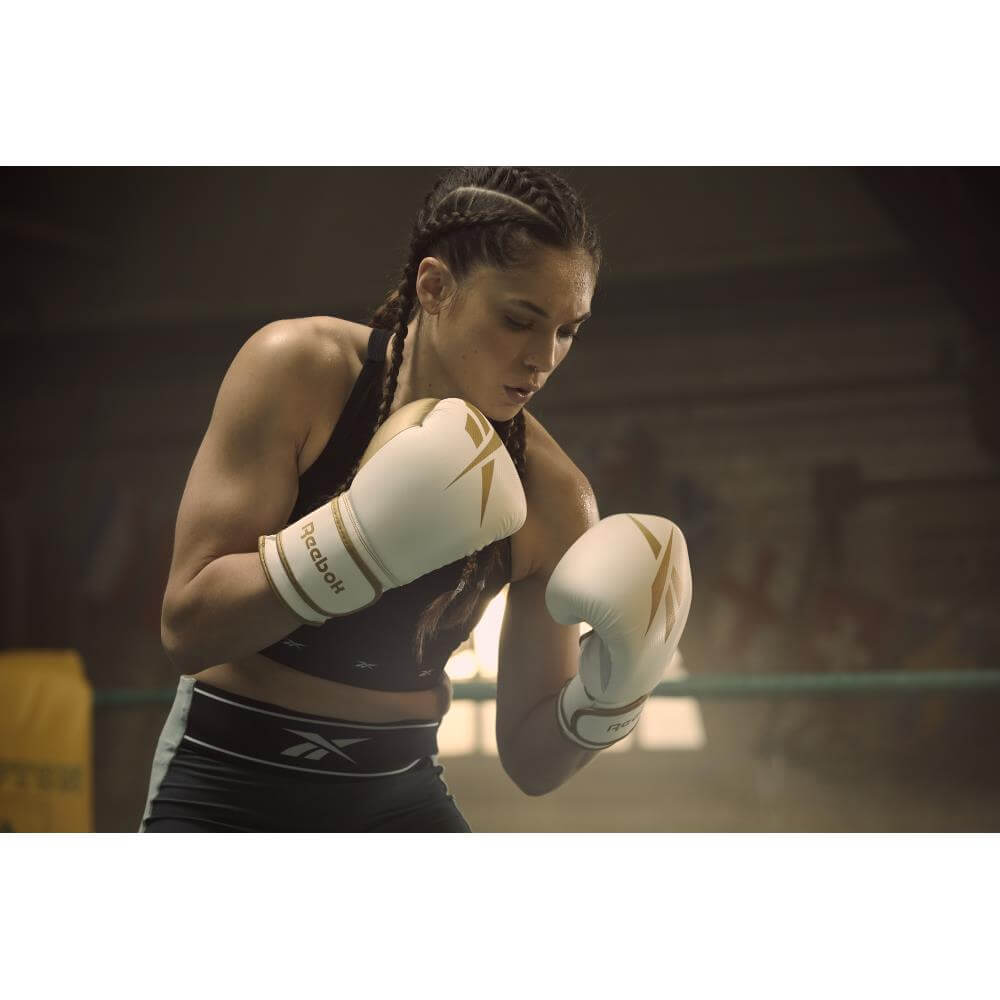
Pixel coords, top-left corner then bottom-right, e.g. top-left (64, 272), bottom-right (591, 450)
top-left (139, 677), bottom-right (470, 832)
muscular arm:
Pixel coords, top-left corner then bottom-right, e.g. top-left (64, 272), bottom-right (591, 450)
top-left (495, 462), bottom-right (601, 796)
top-left (160, 321), bottom-right (350, 671)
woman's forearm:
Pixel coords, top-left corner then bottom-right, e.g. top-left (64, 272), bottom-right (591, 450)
top-left (161, 551), bottom-right (303, 670)
top-left (501, 692), bottom-right (600, 796)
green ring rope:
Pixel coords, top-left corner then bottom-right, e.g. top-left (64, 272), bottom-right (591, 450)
top-left (92, 669), bottom-right (1000, 708)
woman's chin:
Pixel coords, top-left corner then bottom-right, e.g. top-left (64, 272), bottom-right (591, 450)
top-left (484, 399), bottom-right (523, 424)
top-left (454, 388), bottom-right (522, 423)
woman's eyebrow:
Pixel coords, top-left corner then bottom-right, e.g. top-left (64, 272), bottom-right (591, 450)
top-left (509, 298), bottom-right (591, 324)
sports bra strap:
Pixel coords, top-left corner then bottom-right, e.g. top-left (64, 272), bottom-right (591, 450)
top-left (328, 327), bottom-right (390, 446)
top-left (365, 326), bottom-right (392, 365)
top-left (299, 327), bottom-right (390, 500)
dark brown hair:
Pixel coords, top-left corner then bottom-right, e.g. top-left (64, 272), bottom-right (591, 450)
top-left (335, 167), bottom-right (602, 662)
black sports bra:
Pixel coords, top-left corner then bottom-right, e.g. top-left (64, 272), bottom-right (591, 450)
top-left (257, 327), bottom-right (512, 692)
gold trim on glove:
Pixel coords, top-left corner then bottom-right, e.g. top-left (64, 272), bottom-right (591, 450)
top-left (257, 535), bottom-right (325, 627)
top-left (332, 496), bottom-right (385, 598)
top-left (275, 530), bottom-right (335, 621)
top-left (556, 678), bottom-right (649, 750)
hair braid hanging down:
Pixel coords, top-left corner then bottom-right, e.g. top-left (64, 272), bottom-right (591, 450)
top-left (330, 167), bottom-right (602, 664)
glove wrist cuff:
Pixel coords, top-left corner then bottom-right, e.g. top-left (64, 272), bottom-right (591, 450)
top-left (258, 534), bottom-right (326, 625)
top-left (260, 495), bottom-right (386, 620)
top-left (556, 675), bottom-right (648, 750)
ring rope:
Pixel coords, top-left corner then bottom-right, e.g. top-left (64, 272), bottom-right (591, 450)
top-left (93, 669), bottom-right (1000, 708)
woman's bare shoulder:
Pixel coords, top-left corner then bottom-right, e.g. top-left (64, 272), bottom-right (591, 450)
top-left (320, 315), bottom-right (373, 371)
top-left (268, 315), bottom-right (368, 373)
top-left (522, 410), bottom-right (590, 496)
top-left (248, 316), bottom-right (369, 473)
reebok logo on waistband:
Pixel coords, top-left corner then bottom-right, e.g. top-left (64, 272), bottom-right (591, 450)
top-left (281, 729), bottom-right (369, 763)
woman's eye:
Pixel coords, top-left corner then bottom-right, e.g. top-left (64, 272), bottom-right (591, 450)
top-left (504, 316), bottom-right (532, 330)
top-left (505, 315), bottom-right (581, 341)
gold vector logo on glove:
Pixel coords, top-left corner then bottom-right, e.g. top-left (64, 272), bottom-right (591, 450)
top-left (446, 402), bottom-right (506, 526)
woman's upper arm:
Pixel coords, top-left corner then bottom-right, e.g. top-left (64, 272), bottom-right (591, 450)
top-left (163, 321), bottom-right (351, 613)
top-left (495, 463), bottom-right (599, 750)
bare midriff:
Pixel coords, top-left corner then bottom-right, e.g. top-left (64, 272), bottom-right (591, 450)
top-left (191, 652), bottom-right (452, 722)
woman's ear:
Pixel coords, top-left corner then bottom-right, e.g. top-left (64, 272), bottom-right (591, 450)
top-left (414, 256), bottom-right (456, 317)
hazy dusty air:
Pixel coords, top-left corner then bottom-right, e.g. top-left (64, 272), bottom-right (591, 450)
top-left (3, 167), bottom-right (999, 832)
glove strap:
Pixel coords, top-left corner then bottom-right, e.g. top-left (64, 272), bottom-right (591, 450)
top-left (259, 495), bottom-right (387, 620)
top-left (258, 534), bottom-right (326, 625)
top-left (556, 674), bottom-right (648, 750)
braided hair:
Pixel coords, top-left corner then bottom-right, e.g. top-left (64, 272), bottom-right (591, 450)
top-left (332, 167), bottom-right (602, 663)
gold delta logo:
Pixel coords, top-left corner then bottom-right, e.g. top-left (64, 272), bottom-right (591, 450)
top-left (628, 515), bottom-right (684, 643)
top-left (445, 403), bottom-right (506, 526)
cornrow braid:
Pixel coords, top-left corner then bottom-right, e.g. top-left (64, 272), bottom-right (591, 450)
top-left (335, 167), bottom-right (601, 665)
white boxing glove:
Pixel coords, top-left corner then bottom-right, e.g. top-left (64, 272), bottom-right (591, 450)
top-left (545, 513), bottom-right (693, 749)
top-left (260, 397), bottom-right (527, 623)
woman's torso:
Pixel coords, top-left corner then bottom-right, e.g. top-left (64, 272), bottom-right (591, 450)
top-left (192, 316), bottom-right (551, 723)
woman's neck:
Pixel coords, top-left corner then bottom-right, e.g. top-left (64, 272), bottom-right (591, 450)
top-left (387, 314), bottom-right (463, 414)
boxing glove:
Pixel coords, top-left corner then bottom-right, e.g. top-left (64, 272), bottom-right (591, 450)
top-left (545, 513), bottom-right (693, 749)
top-left (260, 397), bottom-right (527, 623)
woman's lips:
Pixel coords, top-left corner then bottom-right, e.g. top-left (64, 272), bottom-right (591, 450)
top-left (504, 385), bottom-right (535, 403)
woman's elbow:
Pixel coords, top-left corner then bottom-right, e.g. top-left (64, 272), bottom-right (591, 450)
top-left (498, 747), bottom-right (552, 797)
top-left (160, 618), bottom-right (197, 672)
top-left (160, 596), bottom-right (205, 672)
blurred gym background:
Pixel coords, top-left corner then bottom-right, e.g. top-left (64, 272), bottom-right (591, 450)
top-left (2, 167), bottom-right (998, 832)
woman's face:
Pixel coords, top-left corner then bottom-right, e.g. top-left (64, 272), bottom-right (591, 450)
top-left (419, 246), bottom-right (595, 420)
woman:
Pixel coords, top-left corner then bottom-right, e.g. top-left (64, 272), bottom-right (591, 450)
top-left (141, 167), bottom-right (692, 832)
